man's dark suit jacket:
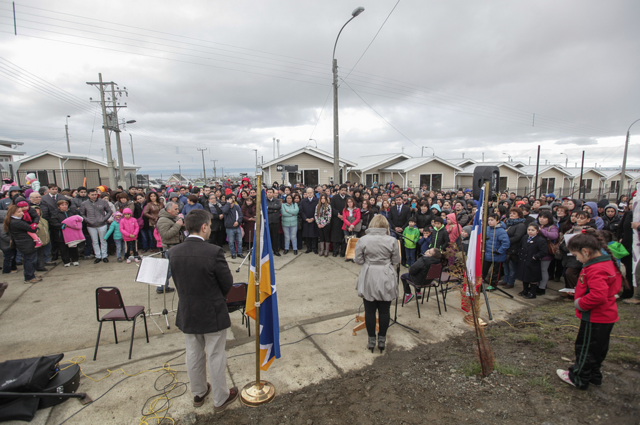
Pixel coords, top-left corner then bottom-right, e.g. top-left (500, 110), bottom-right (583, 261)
top-left (388, 204), bottom-right (411, 232)
top-left (168, 237), bottom-right (234, 334)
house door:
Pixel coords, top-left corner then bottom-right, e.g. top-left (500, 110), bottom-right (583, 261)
top-left (303, 170), bottom-right (319, 187)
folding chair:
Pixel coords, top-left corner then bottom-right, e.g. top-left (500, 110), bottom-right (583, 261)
top-left (403, 263), bottom-right (443, 318)
top-left (94, 287), bottom-right (149, 361)
top-left (226, 283), bottom-right (250, 337)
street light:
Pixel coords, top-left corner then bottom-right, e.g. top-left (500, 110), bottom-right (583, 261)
top-left (65, 115), bottom-right (71, 153)
top-left (502, 152), bottom-right (512, 162)
top-left (619, 118), bottom-right (640, 198)
top-left (560, 152), bottom-right (568, 168)
top-left (308, 139), bottom-right (318, 148)
top-left (333, 6), bottom-right (365, 184)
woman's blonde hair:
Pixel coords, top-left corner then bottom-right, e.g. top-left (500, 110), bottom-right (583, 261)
top-left (368, 214), bottom-right (390, 235)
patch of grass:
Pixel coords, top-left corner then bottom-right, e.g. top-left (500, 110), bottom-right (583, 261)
top-left (522, 334), bottom-right (540, 343)
top-left (494, 363), bottom-right (524, 377)
top-left (460, 361), bottom-right (481, 377)
top-left (543, 341), bottom-right (557, 350)
top-left (529, 376), bottom-right (555, 394)
top-left (607, 343), bottom-right (640, 364)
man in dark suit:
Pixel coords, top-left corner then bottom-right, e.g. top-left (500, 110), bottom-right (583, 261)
top-left (265, 188), bottom-right (282, 256)
top-left (167, 209), bottom-right (239, 412)
top-left (330, 184), bottom-right (348, 257)
top-left (389, 195), bottom-right (411, 264)
top-left (300, 187), bottom-right (319, 254)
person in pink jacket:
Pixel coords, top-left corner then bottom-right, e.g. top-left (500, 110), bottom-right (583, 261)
top-left (61, 215), bottom-right (85, 248)
top-left (119, 208), bottom-right (140, 263)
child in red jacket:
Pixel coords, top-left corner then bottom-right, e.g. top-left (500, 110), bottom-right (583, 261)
top-left (119, 208), bottom-right (140, 263)
top-left (556, 229), bottom-right (625, 390)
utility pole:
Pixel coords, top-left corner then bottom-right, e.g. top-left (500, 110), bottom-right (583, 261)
top-left (619, 118), bottom-right (640, 199)
top-left (211, 160), bottom-right (217, 182)
top-left (109, 82), bottom-right (128, 189)
top-left (197, 147), bottom-right (207, 183)
top-left (578, 150), bottom-right (585, 199)
top-left (86, 73), bottom-right (116, 189)
top-left (533, 145), bottom-right (541, 198)
top-left (65, 115), bottom-right (71, 153)
top-left (129, 134), bottom-right (135, 164)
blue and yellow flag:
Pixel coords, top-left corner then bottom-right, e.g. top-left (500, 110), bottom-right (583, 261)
top-left (245, 190), bottom-right (281, 371)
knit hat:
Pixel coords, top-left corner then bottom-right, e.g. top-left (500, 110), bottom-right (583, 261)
top-left (604, 203), bottom-right (618, 212)
top-left (597, 199), bottom-right (609, 209)
top-left (544, 193), bottom-right (555, 199)
top-left (16, 201), bottom-right (28, 208)
top-left (431, 204), bottom-right (441, 212)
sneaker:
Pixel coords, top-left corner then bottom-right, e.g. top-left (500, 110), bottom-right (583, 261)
top-left (10, 270), bottom-right (18, 273)
top-left (623, 298), bottom-right (640, 305)
top-left (126, 258), bottom-right (132, 264)
top-left (64, 263), bottom-right (71, 267)
top-left (72, 262), bottom-right (80, 266)
top-left (24, 278), bottom-right (42, 284)
top-left (404, 264), bottom-right (409, 268)
top-left (134, 257), bottom-right (140, 263)
top-left (213, 386), bottom-right (239, 412)
top-left (556, 369), bottom-right (575, 387)
top-left (404, 294), bottom-right (414, 304)
top-left (416, 292), bottom-right (422, 299)
top-left (486, 286), bottom-right (497, 292)
top-left (193, 383), bottom-right (211, 408)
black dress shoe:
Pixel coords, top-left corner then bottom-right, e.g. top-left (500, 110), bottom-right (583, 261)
top-left (94, 258), bottom-right (102, 264)
top-left (36, 268), bottom-right (48, 272)
top-left (293, 250), bottom-right (298, 255)
top-left (103, 258), bottom-right (109, 263)
top-left (305, 249), bottom-right (312, 254)
top-left (274, 251), bottom-right (281, 257)
top-left (45, 262), bottom-right (57, 266)
top-left (313, 250), bottom-right (318, 254)
top-left (231, 254), bottom-right (236, 259)
top-left (157, 287), bottom-right (176, 294)
top-left (333, 252), bottom-right (339, 257)
top-left (283, 250), bottom-right (289, 255)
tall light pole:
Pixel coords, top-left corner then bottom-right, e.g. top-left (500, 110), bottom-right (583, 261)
top-left (619, 118), bottom-right (640, 199)
top-left (178, 161), bottom-right (182, 183)
top-left (333, 6), bottom-right (365, 185)
top-left (65, 115), bottom-right (71, 153)
top-left (502, 152), bottom-right (512, 162)
top-left (211, 159), bottom-right (217, 182)
top-left (197, 147), bottom-right (208, 183)
top-left (129, 133), bottom-right (135, 164)
top-left (560, 152), bottom-right (568, 168)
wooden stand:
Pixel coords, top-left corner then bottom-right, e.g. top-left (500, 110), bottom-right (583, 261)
top-left (352, 314), bottom-right (378, 336)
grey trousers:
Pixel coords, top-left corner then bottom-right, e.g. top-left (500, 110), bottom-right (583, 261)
top-left (184, 330), bottom-right (230, 407)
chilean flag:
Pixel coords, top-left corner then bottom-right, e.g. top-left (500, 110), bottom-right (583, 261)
top-left (465, 186), bottom-right (485, 290)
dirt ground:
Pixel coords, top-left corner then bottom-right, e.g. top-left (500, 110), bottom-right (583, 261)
top-left (197, 298), bottom-right (640, 425)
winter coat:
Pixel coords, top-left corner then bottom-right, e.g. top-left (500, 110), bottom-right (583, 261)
top-left (330, 195), bottom-right (348, 242)
top-left (207, 202), bottom-right (223, 232)
top-left (584, 201), bottom-right (604, 230)
top-left (79, 198), bottom-right (113, 228)
top-left (484, 222), bottom-right (510, 263)
top-left (300, 196), bottom-right (319, 238)
top-left (342, 207), bottom-right (361, 231)
top-left (0, 210), bottom-right (10, 251)
top-left (105, 220), bottom-right (123, 240)
top-left (265, 196), bottom-right (281, 225)
top-left (574, 255), bottom-right (621, 324)
top-left (446, 213), bottom-right (462, 244)
top-left (415, 210), bottom-right (432, 231)
top-left (221, 202), bottom-right (243, 229)
top-left (182, 202), bottom-right (204, 216)
top-left (167, 238), bottom-right (234, 334)
top-left (119, 208), bottom-right (140, 241)
top-left (505, 218), bottom-right (526, 261)
top-left (602, 204), bottom-right (621, 233)
top-left (281, 202), bottom-right (299, 227)
top-left (409, 255), bottom-right (441, 286)
top-left (456, 209), bottom-right (471, 227)
top-left (538, 225), bottom-right (559, 261)
top-left (516, 235), bottom-right (548, 282)
top-left (560, 224), bottom-right (592, 269)
top-left (241, 203), bottom-right (256, 243)
top-left (70, 195), bottom-right (88, 215)
top-left (354, 227), bottom-right (401, 302)
top-left (402, 226), bottom-right (420, 249)
top-left (428, 225), bottom-right (449, 251)
top-left (61, 215), bottom-right (85, 247)
top-left (143, 202), bottom-right (164, 227)
top-left (156, 208), bottom-right (183, 248)
top-left (115, 199), bottom-right (135, 214)
top-left (9, 217), bottom-right (37, 255)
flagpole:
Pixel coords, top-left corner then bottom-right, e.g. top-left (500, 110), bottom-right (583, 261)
top-left (241, 172), bottom-right (276, 406)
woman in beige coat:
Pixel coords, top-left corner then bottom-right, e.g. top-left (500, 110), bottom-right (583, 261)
top-left (354, 214), bottom-right (401, 353)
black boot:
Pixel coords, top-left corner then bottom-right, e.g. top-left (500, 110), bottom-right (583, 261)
top-left (367, 336), bottom-right (376, 353)
top-left (525, 284), bottom-right (538, 299)
top-left (378, 335), bottom-right (386, 353)
top-left (518, 282), bottom-right (529, 297)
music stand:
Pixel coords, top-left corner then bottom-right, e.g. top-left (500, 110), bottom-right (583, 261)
top-left (136, 252), bottom-right (175, 333)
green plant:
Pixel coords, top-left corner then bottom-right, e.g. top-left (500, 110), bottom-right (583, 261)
top-left (529, 376), bottom-right (554, 394)
top-left (494, 363), bottom-right (524, 377)
top-left (461, 361), bottom-right (481, 377)
top-left (522, 334), bottom-right (540, 343)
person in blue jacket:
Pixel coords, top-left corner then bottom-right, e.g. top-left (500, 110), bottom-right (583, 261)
top-left (483, 213), bottom-right (510, 291)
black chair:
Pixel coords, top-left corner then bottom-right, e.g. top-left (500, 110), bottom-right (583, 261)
top-left (403, 263), bottom-right (443, 317)
top-left (94, 287), bottom-right (149, 361)
top-left (226, 283), bottom-right (250, 337)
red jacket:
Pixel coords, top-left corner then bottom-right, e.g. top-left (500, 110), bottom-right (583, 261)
top-left (574, 255), bottom-right (621, 324)
top-left (341, 207), bottom-right (361, 231)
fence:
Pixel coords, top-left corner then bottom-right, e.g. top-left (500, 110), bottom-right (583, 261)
top-left (17, 169), bottom-right (102, 190)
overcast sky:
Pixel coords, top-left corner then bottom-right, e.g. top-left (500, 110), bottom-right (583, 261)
top-left (0, 0), bottom-right (639, 178)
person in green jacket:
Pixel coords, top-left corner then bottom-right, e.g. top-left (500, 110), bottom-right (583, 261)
top-left (402, 217), bottom-right (421, 267)
top-left (281, 194), bottom-right (300, 255)
top-left (104, 211), bottom-right (124, 262)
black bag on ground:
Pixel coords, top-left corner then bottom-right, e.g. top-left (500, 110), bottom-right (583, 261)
top-left (0, 354), bottom-right (63, 422)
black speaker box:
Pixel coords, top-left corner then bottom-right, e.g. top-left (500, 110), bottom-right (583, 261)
top-left (472, 166), bottom-right (500, 200)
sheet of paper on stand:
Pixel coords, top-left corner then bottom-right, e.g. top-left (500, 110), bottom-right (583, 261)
top-left (135, 257), bottom-right (170, 287)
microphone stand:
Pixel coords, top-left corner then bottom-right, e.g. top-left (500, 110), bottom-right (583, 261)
top-left (388, 228), bottom-right (419, 334)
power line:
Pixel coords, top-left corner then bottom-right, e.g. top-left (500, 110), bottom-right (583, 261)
top-left (308, 87), bottom-right (332, 141)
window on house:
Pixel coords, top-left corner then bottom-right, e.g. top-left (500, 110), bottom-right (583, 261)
top-left (365, 173), bottom-right (379, 187)
top-left (582, 178), bottom-right (592, 194)
top-left (541, 177), bottom-right (555, 194)
top-left (419, 173), bottom-right (442, 191)
top-left (610, 180), bottom-right (619, 193)
top-left (499, 177), bottom-right (508, 191)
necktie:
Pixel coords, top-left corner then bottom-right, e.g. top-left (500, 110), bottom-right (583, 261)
top-left (398, 206), bottom-right (401, 214)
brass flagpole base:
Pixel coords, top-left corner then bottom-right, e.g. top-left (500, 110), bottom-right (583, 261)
top-left (240, 380), bottom-right (276, 406)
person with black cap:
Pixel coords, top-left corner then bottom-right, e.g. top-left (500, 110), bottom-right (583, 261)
top-left (0, 186), bottom-right (21, 210)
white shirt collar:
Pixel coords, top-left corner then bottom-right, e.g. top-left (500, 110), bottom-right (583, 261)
top-left (188, 235), bottom-right (204, 241)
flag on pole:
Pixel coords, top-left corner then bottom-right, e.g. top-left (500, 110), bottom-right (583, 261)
top-left (463, 186), bottom-right (485, 312)
top-left (246, 190), bottom-right (281, 371)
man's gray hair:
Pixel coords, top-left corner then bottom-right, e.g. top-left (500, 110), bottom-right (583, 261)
top-left (29, 192), bottom-right (41, 200)
top-left (165, 201), bottom-right (177, 211)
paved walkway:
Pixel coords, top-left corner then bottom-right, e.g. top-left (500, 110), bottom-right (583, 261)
top-left (0, 250), bottom-right (563, 424)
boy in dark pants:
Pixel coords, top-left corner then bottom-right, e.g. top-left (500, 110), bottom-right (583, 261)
top-left (482, 214), bottom-right (510, 290)
top-left (401, 248), bottom-right (442, 304)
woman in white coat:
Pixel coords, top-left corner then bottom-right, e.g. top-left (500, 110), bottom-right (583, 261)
top-left (354, 214), bottom-right (401, 353)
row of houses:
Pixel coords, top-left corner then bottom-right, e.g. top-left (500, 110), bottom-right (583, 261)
top-left (260, 147), bottom-right (640, 199)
